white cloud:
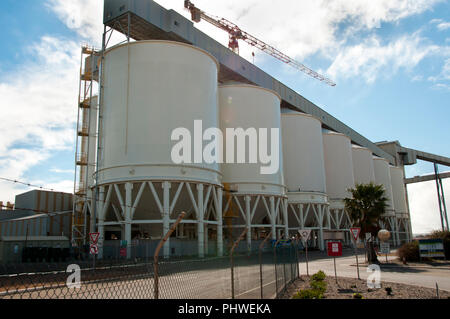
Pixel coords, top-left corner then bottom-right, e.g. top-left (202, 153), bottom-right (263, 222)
top-left (427, 58), bottom-right (450, 89)
top-left (407, 179), bottom-right (450, 235)
top-left (50, 168), bottom-right (75, 174)
top-left (326, 34), bottom-right (439, 82)
top-left (45, 0), bottom-right (444, 79)
top-left (45, 0), bottom-right (103, 45)
top-left (437, 22), bottom-right (450, 31)
top-left (0, 36), bottom-right (79, 201)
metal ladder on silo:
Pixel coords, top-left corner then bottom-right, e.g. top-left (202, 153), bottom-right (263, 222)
top-left (72, 45), bottom-right (100, 248)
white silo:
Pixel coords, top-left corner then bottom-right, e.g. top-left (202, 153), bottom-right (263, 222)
top-left (96, 40), bottom-right (223, 258)
top-left (219, 84), bottom-right (286, 251)
top-left (373, 157), bottom-right (397, 245)
top-left (281, 111), bottom-right (329, 251)
top-left (351, 145), bottom-right (375, 185)
top-left (390, 166), bottom-right (411, 244)
top-left (322, 131), bottom-right (355, 245)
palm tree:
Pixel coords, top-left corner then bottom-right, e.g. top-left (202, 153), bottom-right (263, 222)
top-left (344, 182), bottom-right (388, 263)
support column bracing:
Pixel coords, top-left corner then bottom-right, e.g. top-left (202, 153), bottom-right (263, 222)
top-left (197, 183), bottom-right (204, 258)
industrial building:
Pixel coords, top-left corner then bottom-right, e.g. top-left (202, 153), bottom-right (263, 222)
top-left (0, 0), bottom-right (444, 263)
top-left (0, 190), bottom-right (72, 263)
top-left (66, 0), bottom-right (450, 259)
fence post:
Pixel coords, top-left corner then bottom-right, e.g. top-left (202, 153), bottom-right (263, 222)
top-left (230, 228), bottom-right (248, 299)
top-left (153, 211), bottom-right (185, 300)
top-left (283, 246), bottom-right (287, 292)
top-left (258, 231), bottom-right (272, 299)
top-left (273, 237), bottom-right (282, 298)
top-left (295, 235), bottom-right (300, 279)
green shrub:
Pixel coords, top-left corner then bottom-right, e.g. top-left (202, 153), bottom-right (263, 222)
top-left (310, 280), bottom-right (327, 293)
top-left (293, 289), bottom-right (324, 299)
top-left (311, 270), bottom-right (326, 281)
top-left (397, 241), bottom-right (420, 262)
top-left (353, 293), bottom-right (363, 299)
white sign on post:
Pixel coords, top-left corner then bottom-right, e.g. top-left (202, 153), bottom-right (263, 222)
top-left (298, 229), bottom-right (311, 241)
top-left (380, 242), bottom-right (390, 254)
top-left (90, 244), bottom-right (98, 255)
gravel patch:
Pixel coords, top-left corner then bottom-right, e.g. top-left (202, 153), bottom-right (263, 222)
top-left (281, 275), bottom-right (450, 299)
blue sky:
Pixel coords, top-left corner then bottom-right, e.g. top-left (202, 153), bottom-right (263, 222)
top-left (0, 0), bottom-right (448, 234)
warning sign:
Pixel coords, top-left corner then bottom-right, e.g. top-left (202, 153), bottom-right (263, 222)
top-left (89, 244), bottom-right (98, 255)
top-left (298, 229), bottom-right (312, 241)
top-left (350, 227), bottom-right (361, 241)
top-left (90, 232), bottom-right (100, 244)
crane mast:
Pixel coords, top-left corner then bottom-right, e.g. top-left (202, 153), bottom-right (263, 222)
top-left (184, 0), bottom-right (336, 87)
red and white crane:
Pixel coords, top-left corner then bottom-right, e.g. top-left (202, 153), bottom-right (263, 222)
top-left (184, 0), bottom-right (336, 86)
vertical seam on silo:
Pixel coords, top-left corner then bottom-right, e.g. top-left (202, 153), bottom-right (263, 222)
top-left (125, 42), bottom-right (131, 155)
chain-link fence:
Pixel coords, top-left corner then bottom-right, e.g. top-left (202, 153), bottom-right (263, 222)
top-left (0, 240), bottom-right (300, 299)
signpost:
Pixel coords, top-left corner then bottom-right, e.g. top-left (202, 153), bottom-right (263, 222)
top-left (327, 241), bottom-right (342, 284)
top-left (380, 242), bottom-right (390, 262)
top-left (350, 227), bottom-right (361, 280)
top-left (299, 229), bottom-right (312, 276)
top-left (89, 232), bottom-right (100, 268)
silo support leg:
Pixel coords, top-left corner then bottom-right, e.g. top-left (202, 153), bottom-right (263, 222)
top-left (318, 205), bottom-right (324, 251)
top-left (213, 187), bottom-right (223, 257)
top-left (125, 182), bottom-right (133, 259)
top-left (197, 184), bottom-right (204, 258)
top-left (245, 196), bottom-right (251, 252)
top-left (282, 199), bottom-right (289, 239)
top-left (270, 197), bottom-right (276, 240)
top-left (162, 182), bottom-right (171, 258)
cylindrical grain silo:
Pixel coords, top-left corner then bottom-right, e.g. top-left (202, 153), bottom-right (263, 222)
top-left (96, 40), bottom-right (223, 258)
top-left (219, 84), bottom-right (286, 250)
top-left (373, 157), bottom-right (397, 245)
top-left (322, 131), bottom-right (355, 245)
top-left (281, 111), bottom-right (329, 250)
top-left (351, 145), bottom-right (376, 185)
top-left (372, 157), bottom-right (395, 213)
top-left (390, 166), bottom-right (410, 244)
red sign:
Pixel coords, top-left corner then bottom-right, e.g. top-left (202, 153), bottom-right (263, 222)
top-left (327, 241), bottom-right (342, 257)
top-left (350, 227), bottom-right (361, 241)
top-left (120, 248), bottom-right (127, 257)
top-left (90, 232), bottom-right (100, 244)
